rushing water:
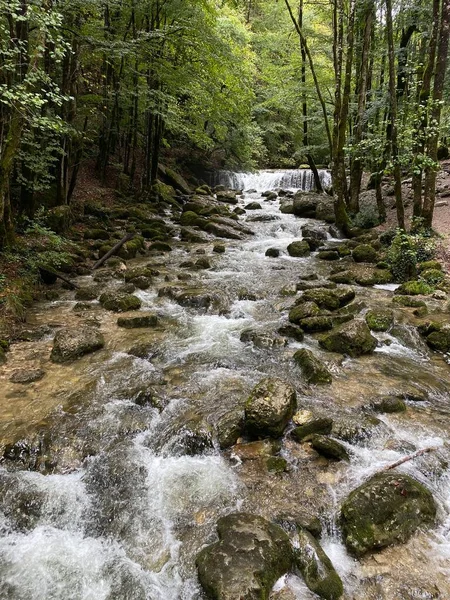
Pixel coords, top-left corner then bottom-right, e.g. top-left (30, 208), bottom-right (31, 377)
top-left (210, 168), bottom-right (332, 192)
top-left (1, 182), bottom-right (450, 599)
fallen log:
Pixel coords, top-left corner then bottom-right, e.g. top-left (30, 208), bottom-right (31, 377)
top-left (92, 232), bottom-right (135, 270)
top-left (381, 447), bottom-right (437, 472)
top-left (38, 267), bottom-right (79, 289)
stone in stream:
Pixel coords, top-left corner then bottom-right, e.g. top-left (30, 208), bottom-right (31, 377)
top-left (301, 223), bottom-right (328, 241)
top-left (318, 250), bottom-right (340, 261)
top-left (240, 329), bottom-right (287, 349)
top-left (293, 349), bottom-right (332, 384)
top-left (308, 434), bottom-right (349, 461)
top-left (299, 316), bottom-right (334, 332)
top-left (213, 243), bottom-right (226, 253)
top-left (278, 324), bottom-right (304, 342)
top-left (216, 410), bottom-right (245, 449)
top-left (352, 244), bottom-right (378, 263)
top-left (216, 190), bottom-right (238, 204)
top-left (245, 377), bottom-right (297, 438)
top-left (99, 292), bottom-right (142, 312)
top-left (10, 368), bottom-right (46, 384)
top-left (295, 527), bottom-right (344, 600)
top-left (117, 313), bottom-right (158, 328)
top-left (196, 513), bottom-right (293, 600)
top-left (292, 416), bottom-right (333, 441)
top-left (340, 472), bottom-right (437, 556)
top-left (319, 319), bottom-right (377, 357)
top-left (289, 301), bottom-right (321, 324)
top-left (75, 285), bottom-right (100, 301)
top-left (371, 396), bottom-right (406, 413)
top-left (299, 287), bottom-right (355, 311)
top-left (292, 191), bottom-right (324, 218)
top-left (365, 308), bottom-right (394, 332)
top-left (287, 240), bottom-right (310, 257)
top-left (50, 326), bottom-right (105, 363)
top-left (265, 247), bottom-right (280, 258)
top-left (245, 201), bottom-right (262, 210)
top-left (426, 326), bottom-right (450, 352)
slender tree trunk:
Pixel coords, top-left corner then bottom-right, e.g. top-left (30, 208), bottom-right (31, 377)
top-left (385, 0), bottom-right (405, 229)
top-left (423, 0), bottom-right (450, 228)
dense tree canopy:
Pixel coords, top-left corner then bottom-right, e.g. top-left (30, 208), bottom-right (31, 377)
top-left (1, 0), bottom-right (449, 244)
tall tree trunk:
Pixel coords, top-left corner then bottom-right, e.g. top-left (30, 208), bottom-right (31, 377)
top-left (385, 0), bottom-right (405, 229)
top-left (423, 0), bottom-right (450, 228)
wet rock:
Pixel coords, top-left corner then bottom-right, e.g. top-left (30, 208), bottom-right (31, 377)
top-left (393, 295), bottom-right (427, 308)
top-left (279, 199), bottom-right (294, 214)
top-left (231, 439), bottom-right (281, 460)
top-left (316, 197), bottom-right (335, 223)
top-left (299, 316), bottom-right (334, 332)
top-left (301, 224), bottom-right (328, 241)
top-left (129, 276), bottom-right (152, 290)
top-left (332, 415), bottom-right (381, 443)
top-left (99, 292), bottom-right (142, 312)
top-left (293, 192), bottom-right (323, 218)
top-left (196, 513), bottom-right (293, 600)
top-left (245, 202), bottom-right (262, 210)
top-left (117, 313), bottom-right (158, 328)
top-left (319, 319), bottom-right (377, 357)
top-left (204, 221), bottom-right (243, 240)
top-left (240, 329), bottom-right (287, 349)
top-left (341, 473), bottom-right (436, 556)
top-left (245, 378), bottom-right (297, 438)
top-left (148, 241), bottom-right (173, 253)
top-left (172, 417), bottom-right (214, 455)
top-left (293, 349), bottom-right (332, 384)
top-left (328, 271), bottom-right (354, 284)
top-left (318, 250), bottom-right (340, 261)
top-left (0, 474), bottom-right (46, 530)
top-left (295, 527), bottom-right (344, 600)
top-left (426, 326), bottom-right (450, 352)
top-left (180, 227), bottom-right (210, 244)
top-left (75, 286), bottom-right (100, 301)
top-left (277, 324), bottom-right (304, 342)
top-left (296, 280), bottom-right (336, 291)
top-left (175, 288), bottom-right (221, 310)
top-left (372, 397), bottom-right (406, 413)
top-left (213, 244), bottom-right (226, 253)
top-left (292, 417), bottom-right (333, 442)
top-left (266, 456), bottom-right (288, 473)
top-left (123, 266), bottom-right (154, 282)
top-left (133, 389), bottom-right (165, 411)
top-left (237, 289), bottom-right (258, 301)
top-left (301, 287), bottom-right (354, 310)
top-left (266, 247), bottom-right (281, 258)
top-left (248, 214), bottom-right (280, 223)
top-left (308, 434), bottom-right (349, 461)
top-left (289, 301), bottom-right (320, 323)
top-left (287, 240), bottom-right (310, 257)
top-left (50, 327), bottom-right (105, 363)
top-left (216, 410), bottom-right (245, 449)
top-left (194, 257), bottom-right (212, 270)
top-left (216, 190), bottom-right (238, 204)
top-left (365, 309), bottom-right (394, 332)
top-left (127, 343), bottom-right (158, 360)
top-left (10, 368), bottom-right (46, 384)
top-left (352, 244), bottom-right (378, 263)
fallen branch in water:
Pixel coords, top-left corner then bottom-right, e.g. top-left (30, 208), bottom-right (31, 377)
top-left (381, 447), bottom-right (437, 472)
top-left (92, 232), bottom-right (135, 270)
top-left (38, 267), bottom-right (79, 289)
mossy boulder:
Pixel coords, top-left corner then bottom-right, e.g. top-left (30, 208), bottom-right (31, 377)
top-left (266, 456), bottom-right (288, 473)
top-left (180, 211), bottom-right (206, 227)
top-left (245, 202), bottom-right (262, 210)
top-left (278, 324), bottom-right (304, 342)
top-left (352, 244), bottom-right (378, 263)
top-left (50, 326), bottom-right (105, 363)
top-left (117, 236), bottom-right (145, 260)
top-left (299, 316), bottom-right (334, 332)
top-left (216, 190), bottom-right (238, 204)
top-left (393, 296), bottom-right (427, 308)
top-left (295, 527), bottom-right (344, 600)
top-left (124, 266), bottom-right (154, 282)
top-left (420, 268), bottom-right (445, 285)
top-left (151, 180), bottom-right (177, 204)
top-left (372, 397), bottom-right (406, 413)
top-left (163, 166), bottom-right (191, 194)
top-left (293, 349), bottom-right (332, 384)
top-left (292, 192), bottom-right (323, 218)
top-left (148, 241), bottom-right (173, 253)
top-left (318, 250), bottom-right (340, 261)
top-left (396, 280), bottom-right (433, 296)
top-left (84, 228), bottom-right (110, 241)
top-left (99, 292), bottom-right (142, 312)
top-left (213, 244), bottom-right (226, 254)
top-left (300, 286), bottom-right (354, 311)
top-left (301, 224), bottom-right (328, 241)
top-left (196, 513), bottom-right (293, 600)
top-left (216, 410), bottom-right (245, 449)
top-left (341, 473), bottom-right (436, 556)
top-left (308, 434), bottom-right (349, 461)
top-left (354, 268), bottom-right (394, 287)
top-left (265, 247), bottom-right (280, 258)
top-left (418, 260), bottom-right (442, 272)
top-left (365, 309), bottom-right (394, 332)
top-left (117, 313), bottom-right (158, 328)
top-left (292, 417), bottom-right (333, 442)
top-left (75, 286), bottom-right (100, 301)
top-left (287, 240), bottom-right (310, 257)
top-left (319, 319), bottom-right (377, 357)
top-left (289, 301), bottom-right (321, 324)
top-left (245, 377), bottom-right (297, 438)
top-left (329, 271), bottom-right (355, 285)
top-left (426, 326), bottom-right (450, 352)
top-left (180, 227), bottom-right (210, 244)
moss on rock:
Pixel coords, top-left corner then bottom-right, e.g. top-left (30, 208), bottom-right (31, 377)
top-left (365, 309), bottom-right (394, 332)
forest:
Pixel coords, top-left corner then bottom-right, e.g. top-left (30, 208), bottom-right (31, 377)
top-left (1, 0), bottom-right (449, 247)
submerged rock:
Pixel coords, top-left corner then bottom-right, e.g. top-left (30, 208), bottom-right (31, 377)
top-left (99, 292), bottom-right (142, 312)
top-left (341, 472), bottom-right (436, 556)
top-left (319, 319), bottom-right (377, 357)
top-left (295, 527), bottom-right (344, 600)
top-left (10, 368), bottom-right (46, 384)
top-left (245, 377), bottom-right (297, 438)
top-left (117, 313), bottom-right (158, 329)
top-left (196, 513), bottom-right (293, 600)
top-left (50, 327), bottom-right (105, 363)
top-left (308, 434), bottom-right (349, 461)
top-left (293, 349), bottom-right (332, 384)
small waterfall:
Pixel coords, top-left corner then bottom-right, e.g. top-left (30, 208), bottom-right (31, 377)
top-left (211, 169), bottom-right (331, 192)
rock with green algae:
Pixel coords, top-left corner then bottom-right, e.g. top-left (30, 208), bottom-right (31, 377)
top-left (287, 240), bottom-right (310, 257)
top-left (299, 316), bottom-right (334, 332)
top-left (196, 513), bottom-right (293, 600)
top-left (266, 456), bottom-right (288, 473)
top-left (295, 527), bottom-right (344, 600)
top-left (299, 286), bottom-right (355, 311)
top-left (245, 377), bottom-right (297, 438)
top-left (372, 396), bottom-right (406, 413)
top-left (117, 313), bottom-right (158, 328)
top-left (308, 434), bottom-right (349, 461)
top-left (352, 244), bottom-right (378, 263)
top-left (180, 211), bottom-right (206, 227)
top-left (288, 301), bottom-right (320, 324)
top-left (319, 319), bottom-right (377, 357)
top-left (341, 472), bottom-right (436, 556)
top-left (292, 417), bottom-right (333, 441)
top-left (426, 326), bottom-right (450, 352)
top-left (293, 349), bottom-right (332, 384)
top-left (99, 292), bottom-right (142, 312)
top-left (393, 295), bottom-right (427, 308)
top-left (365, 309), bottom-right (394, 332)
top-left (50, 326), bottom-right (105, 363)
top-left (396, 280), bottom-right (434, 296)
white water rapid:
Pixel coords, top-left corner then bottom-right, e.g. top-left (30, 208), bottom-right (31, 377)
top-left (210, 168), bottom-right (332, 192)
